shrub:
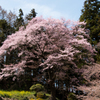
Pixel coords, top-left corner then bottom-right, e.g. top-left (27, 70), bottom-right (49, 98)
top-left (36, 91), bottom-right (46, 98)
top-left (30, 84), bottom-right (44, 92)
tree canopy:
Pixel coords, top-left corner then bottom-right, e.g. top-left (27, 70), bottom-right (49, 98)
top-left (80, 0), bottom-right (100, 45)
top-left (25, 8), bottom-right (37, 21)
top-left (14, 9), bottom-right (24, 31)
top-left (0, 17), bottom-right (96, 99)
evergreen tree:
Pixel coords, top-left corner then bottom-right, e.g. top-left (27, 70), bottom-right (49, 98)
top-left (14, 9), bottom-right (24, 31)
top-left (25, 8), bottom-right (37, 21)
top-left (0, 19), bottom-right (14, 46)
top-left (80, 0), bottom-right (100, 45)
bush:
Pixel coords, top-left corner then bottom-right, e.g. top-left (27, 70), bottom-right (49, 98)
top-left (67, 93), bottom-right (78, 100)
top-left (30, 84), bottom-right (44, 92)
top-left (36, 91), bottom-right (46, 98)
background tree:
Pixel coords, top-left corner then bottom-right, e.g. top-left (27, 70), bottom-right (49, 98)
top-left (0, 19), bottom-right (14, 46)
top-left (80, 0), bottom-right (100, 45)
top-left (6, 11), bottom-right (17, 27)
top-left (0, 6), bottom-right (37, 69)
top-left (0, 17), bottom-right (96, 99)
top-left (0, 6), bottom-right (17, 69)
top-left (0, 6), bottom-right (17, 46)
top-left (0, 6), bottom-right (17, 27)
top-left (0, 6), bottom-right (7, 19)
top-left (25, 8), bottom-right (37, 21)
top-left (14, 9), bottom-right (24, 31)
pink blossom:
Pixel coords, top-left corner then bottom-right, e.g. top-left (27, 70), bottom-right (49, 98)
top-left (0, 17), bottom-right (96, 81)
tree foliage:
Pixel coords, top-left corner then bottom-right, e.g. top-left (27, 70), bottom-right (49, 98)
top-left (30, 84), bottom-right (44, 92)
top-left (25, 9), bottom-right (37, 21)
top-left (14, 9), bottom-right (24, 31)
top-left (80, 0), bottom-right (100, 45)
top-left (0, 17), bottom-right (96, 99)
top-left (0, 19), bottom-right (11, 46)
top-left (0, 6), bottom-right (37, 70)
top-left (0, 6), bottom-right (17, 27)
top-left (0, 6), bottom-right (17, 46)
top-left (0, 7), bottom-right (37, 90)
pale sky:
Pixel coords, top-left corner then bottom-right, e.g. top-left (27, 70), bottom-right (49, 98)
top-left (0, 0), bottom-right (85, 21)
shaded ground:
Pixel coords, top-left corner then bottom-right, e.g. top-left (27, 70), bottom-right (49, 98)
top-left (77, 63), bottom-right (100, 100)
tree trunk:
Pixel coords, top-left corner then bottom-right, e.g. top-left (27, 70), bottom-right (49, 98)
top-left (48, 68), bottom-right (56, 100)
top-left (50, 83), bottom-right (56, 100)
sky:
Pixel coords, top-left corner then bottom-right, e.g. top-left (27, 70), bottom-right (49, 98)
top-left (0, 0), bottom-right (85, 21)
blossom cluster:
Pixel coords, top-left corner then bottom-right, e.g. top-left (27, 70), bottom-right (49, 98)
top-left (0, 17), bottom-right (96, 80)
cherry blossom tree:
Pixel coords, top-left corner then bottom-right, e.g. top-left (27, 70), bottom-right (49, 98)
top-left (0, 17), bottom-right (96, 99)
